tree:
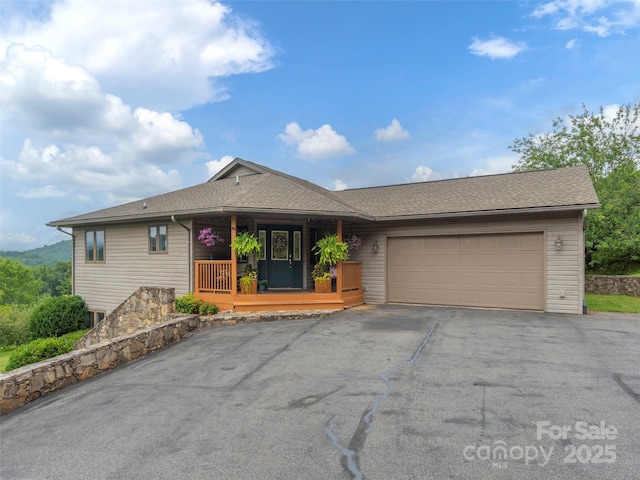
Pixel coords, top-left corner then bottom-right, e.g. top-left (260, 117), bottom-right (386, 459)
top-left (0, 258), bottom-right (42, 305)
top-left (511, 103), bottom-right (640, 273)
top-left (34, 261), bottom-right (72, 297)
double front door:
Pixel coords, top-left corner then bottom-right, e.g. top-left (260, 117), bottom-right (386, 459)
top-left (257, 225), bottom-right (303, 288)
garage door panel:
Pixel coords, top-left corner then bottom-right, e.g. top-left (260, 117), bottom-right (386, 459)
top-left (388, 233), bottom-right (544, 310)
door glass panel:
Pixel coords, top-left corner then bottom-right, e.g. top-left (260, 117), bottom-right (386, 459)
top-left (259, 230), bottom-right (267, 260)
top-left (271, 231), bottom-right (288, 260)
top-left (293, 231), bottom-right (301, 261)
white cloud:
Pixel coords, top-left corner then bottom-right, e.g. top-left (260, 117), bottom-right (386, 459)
top-left (411, 166), bottom-right (435, 182)
top-left (333, 179), bottom-right (348, 191)
top-left (565, 38), bottom-right (579, 49)
top-left (375, 119), bottom-right (411, 142)
top-left (0, 44), bottom-right (206, 206)
top-left (16, 185), bottom-right (67, 199)
top-left (469, 155), bottom-right (518, 177)
top-left (206, 155), bottom-right (235, 178)
top-left (531, 0), bottom-right (640, 37)
top-left (1, 45), bottom-right (204, 160)
top-left (0, 44), bottom-right (103, 131)
top-left (1, 140), bottom-right (183, 202)
top-left (277, 122), bottom-right (356, 160)
top-left (468, 36), bottom-right (526, 59)
top-left (0, 0), bottom-right (275, 111)
top-left (0, 232), bottom-right (39, 251)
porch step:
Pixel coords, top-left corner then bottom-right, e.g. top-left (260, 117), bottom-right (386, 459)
top-left (233, 298), bottom-right (345, 312)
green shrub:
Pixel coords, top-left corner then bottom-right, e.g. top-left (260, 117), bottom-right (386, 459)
top-left (29, 296), bottom-right (88, 339)
top-left (0, 304), bottom-right (33, 347)
top-left (175, 293), bottom-right (218, 315)
top-left (198, 302), bottom-right (219, 316)
top-left (4, 329), bottom-right (89, 372)
top-left (6, 337), bottom-right (71, 371)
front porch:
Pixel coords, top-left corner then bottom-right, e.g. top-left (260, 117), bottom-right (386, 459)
top-left (194, 260), bottom-right (363, 312)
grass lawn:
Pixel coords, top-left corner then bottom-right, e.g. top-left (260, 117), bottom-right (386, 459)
top-left (585, 293), bottom-right (640, 314)
top-left (0, 347), bottom-right (16, 373)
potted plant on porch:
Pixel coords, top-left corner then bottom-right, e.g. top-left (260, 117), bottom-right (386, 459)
top-left (231, 232), bottom-right (262, 294)
top-left (240, 264), bottom-right (258, 294)
top-left (312, 233), bottom-right (350, 293)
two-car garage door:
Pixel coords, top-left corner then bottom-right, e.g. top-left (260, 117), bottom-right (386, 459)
top-left (387, 232), bottom-right (544, 310)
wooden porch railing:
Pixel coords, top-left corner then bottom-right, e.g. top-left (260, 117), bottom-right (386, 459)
top-left (339, 261), bottom-right (362, 293)
top-left (194, 260), bottom-right (233, 293)
top-left (194, 260), bottom-right (362, 310)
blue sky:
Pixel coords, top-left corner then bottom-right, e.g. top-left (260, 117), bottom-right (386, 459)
top-left (1, 0), bottom-right (638, 250)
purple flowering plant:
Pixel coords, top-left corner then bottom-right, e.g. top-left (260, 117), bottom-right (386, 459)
top-left (198, 228), bottom-right (225, 247)
top-left (343, 234), bottom-right (362, 250)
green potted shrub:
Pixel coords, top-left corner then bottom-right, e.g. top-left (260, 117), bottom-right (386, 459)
top-left (240, 264), bottom-right (258, 295)
top-left (258, 280), bottom-right (269, 292)
top-left (312, 233), bottom-right (350, 293)
top-left (311, 262), bottom-right (332, 293)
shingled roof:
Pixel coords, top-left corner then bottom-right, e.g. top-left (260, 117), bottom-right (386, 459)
top-left (334, 165), bottom-right (600, 219)
top-left (48, 158), bottom-right (599, 227)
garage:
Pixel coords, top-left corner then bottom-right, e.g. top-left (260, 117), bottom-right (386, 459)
top-left (387, 232), bottom-right (544, 310)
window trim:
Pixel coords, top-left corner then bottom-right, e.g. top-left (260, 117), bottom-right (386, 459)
top-left (149, 224), bottom-right (168, 254)
top-left (88, 310), bottom-right (105, 328)
top-left (85, 229), bottom-right (105, 263)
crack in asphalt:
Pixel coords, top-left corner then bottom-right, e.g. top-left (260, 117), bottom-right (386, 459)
top-left (613, 373), bottom-right (640, 404)
top-left (328, 320), bottom-right (438, 479)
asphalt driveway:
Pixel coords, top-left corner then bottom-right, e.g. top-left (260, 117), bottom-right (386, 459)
top-left (1, 305), bottom-right (639, 479)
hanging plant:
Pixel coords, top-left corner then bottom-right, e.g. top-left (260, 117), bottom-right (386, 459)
top-left (343, 234), bottom-right (362, 250)
top-left (231, 231), bottom-right (262, 258)
top-left (198, 228), bottom-right (225, 247)
top-left (313, 233), bottom-right (350, 267)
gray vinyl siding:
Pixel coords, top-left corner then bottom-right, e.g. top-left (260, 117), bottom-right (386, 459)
top-left (73, 222), bottom-right (191, 315)
top-left (344, 212), bottom-right (585, 314)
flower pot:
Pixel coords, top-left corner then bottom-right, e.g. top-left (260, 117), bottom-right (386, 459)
top-left (314, 278), bottom-right (331, 293)
top-left (241, 278), bottom-right (258, 294)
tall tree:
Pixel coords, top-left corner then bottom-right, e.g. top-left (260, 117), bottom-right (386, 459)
top-left (511, 103), bottom-right (640, 273)
top-left (0, 258), bottom-right (42, 305)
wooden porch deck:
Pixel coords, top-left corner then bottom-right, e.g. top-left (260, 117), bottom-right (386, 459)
top-left (194, 260), bottom-right (363, 312)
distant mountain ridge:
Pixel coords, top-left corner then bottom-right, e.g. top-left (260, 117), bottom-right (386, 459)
top-left (0, 240), bottom-right (72, 266)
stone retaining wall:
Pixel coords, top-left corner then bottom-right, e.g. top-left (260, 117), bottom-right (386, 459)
top-left (0, 310), bottom-right (334, 415)
top-left (585, 275), bottom-right (640, 297)
top-left (76, 286), bottom-right (176, 349)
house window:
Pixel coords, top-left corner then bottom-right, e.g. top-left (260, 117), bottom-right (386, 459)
top-left (149, 225), bottom-right (168, 253)
top-left (85, 230), bottom-right (105, 262)
top-left (88, 310), bottom-right (105, 328)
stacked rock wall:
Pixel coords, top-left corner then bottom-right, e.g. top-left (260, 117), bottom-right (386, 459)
top-left (75, 286), bottom-right (175, 349)
top-left (585, 276), bottom-right (640, 297)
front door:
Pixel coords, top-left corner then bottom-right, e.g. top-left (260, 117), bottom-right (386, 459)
top-left (258, 225), bottom-right (303, 288)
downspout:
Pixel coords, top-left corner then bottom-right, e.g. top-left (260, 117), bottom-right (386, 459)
top-left (56, 227), bottom-right (75, 295)
top-left (171, 215), bottom-right (193, 292)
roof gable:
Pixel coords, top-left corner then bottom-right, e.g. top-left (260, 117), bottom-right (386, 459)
top-left (208, 158), bottom-right (268, 182)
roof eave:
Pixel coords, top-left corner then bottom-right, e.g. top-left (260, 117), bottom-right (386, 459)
top-left (373, 203), bottom-right (601, 222)
top-left (47, 206), bottom-right (375, 227)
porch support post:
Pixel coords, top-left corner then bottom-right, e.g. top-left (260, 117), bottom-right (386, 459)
top-left (231, 215), bottom-right (238, 295)
top-left (336, 219), bottom-right (343, 295)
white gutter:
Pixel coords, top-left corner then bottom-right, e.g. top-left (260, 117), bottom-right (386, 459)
top-left (171, 215), bottom-right (193, 292)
